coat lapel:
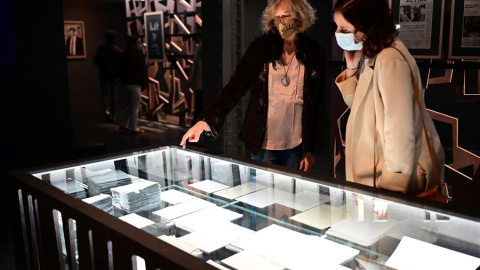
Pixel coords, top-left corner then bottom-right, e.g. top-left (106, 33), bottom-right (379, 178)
top-left (350, 57), bottom-right (376, 118)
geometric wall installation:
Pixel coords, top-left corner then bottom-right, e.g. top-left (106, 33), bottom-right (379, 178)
top-left (125, 0), bottom-right (202, 126)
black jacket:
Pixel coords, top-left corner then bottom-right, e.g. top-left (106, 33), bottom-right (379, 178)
top-left (94, 41), bottom-right (121, 79)
top-left (119, 47), bottom-right (147, 88)
top-left (199, 32), bottom-right (327, 155)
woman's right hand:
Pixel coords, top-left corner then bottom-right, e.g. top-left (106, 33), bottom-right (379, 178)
top-left (344, 49), bottom-right (363, 69)
top-left (180, 121), bottom-right (209, 149)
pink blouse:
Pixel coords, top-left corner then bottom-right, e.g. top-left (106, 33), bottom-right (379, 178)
top-left (262, 55), bottom-right (305, 150)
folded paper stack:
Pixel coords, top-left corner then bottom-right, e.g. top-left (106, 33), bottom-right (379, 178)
top-left (52, 179), bottom-right (87, 199)
top-left (87, 170), bottom-right (132, 196)
top-left (82, 193), bottom-right (113, 213)
top-left (111, 180), bottom-right (161, 212)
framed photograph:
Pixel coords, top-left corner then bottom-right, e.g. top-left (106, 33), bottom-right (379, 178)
top-left (144, 11), bottom-right (166, 61)
top-left (389, 0), bottom-right (445, 59)
top-left (64, 20), bottom-right (87, 59)
top-left (449, 0), bottom-right (480, 59)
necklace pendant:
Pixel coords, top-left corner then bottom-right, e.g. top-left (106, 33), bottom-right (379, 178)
top-left (281, 75), bottom-right (290, 87)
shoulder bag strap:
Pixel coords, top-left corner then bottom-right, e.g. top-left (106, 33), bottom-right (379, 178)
top-left (373, 46), bottom-right (442, 190)
top-left (390, 47), bottom-right (441, 186)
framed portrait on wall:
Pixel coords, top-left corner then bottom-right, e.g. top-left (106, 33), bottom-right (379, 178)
top-left (449, 0), bottom-right (480, 59)
top-left (64, 21), bottom-right (87, 59)
top-left (389, 0), bottom-right (445, 59)
top-left (144, 11), bottom-right (166, 61)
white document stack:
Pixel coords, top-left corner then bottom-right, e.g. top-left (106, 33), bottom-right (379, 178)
top-left (52, 180), bottom-right (87, 199)
top-left (87, 170), bottom-right (132, 196)
top-left (82, 193), bottom-right (113, 213)
top-left (211, 161), bottom-right (238, 186)
top-left (111, 180), bottom-right (161, 212)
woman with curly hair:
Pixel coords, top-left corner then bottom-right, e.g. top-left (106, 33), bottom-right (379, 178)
top-left (181, 0), bottom-right (327, 172)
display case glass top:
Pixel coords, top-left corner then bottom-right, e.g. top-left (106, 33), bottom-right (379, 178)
top-left (29, 146), bottom-right (480, 270)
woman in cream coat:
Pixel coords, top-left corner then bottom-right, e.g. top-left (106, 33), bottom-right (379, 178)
top-left (333, 0), bottom-right (445, 196)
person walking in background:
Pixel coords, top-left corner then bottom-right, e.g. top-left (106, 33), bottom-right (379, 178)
top-left (117, 35), bottom-right (147, 135)
top-left (65, 27), bottom-right (84, 56)
top-left (94, 29), bottom-right (121, 123)
top-left (180, 0), bottom-right (327, 172)
top-left (333, 0), bottom-right (445, 199)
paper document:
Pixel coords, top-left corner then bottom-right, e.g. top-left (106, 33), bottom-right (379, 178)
top-left (152, 198), bottom-right (215, 220)
top-left (213, 182), bottom-right (267, 200)
top-left (189, 180), bottom-right (230, 194)
top-left (289, 204), bottom-right (349, 230)
top-left (221, 251), bottom-right (285, 270)
top-left (235, 188), bottom-right (294, 208)
top-left (326, 216), bottom-right (401, 246)
top-left (174, 206), bottom-right (243, 231)
top-left (386, 236), bottom-right (480, 270)
top-left (158, 235), bottom-right (202, 257)
top-left (161, 189), bottom-right (196, 205)
top-left (180, 222), bottom-right (254, 254)
top-left (119, 213), bottom-right (155, 228)
top-left (277, 190), bottom-right (329, 212)
top-left (231, 224), bottom-right (359, 267)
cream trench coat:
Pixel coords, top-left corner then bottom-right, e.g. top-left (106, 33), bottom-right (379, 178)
top-left (335, 39), bottom-right (445, 194)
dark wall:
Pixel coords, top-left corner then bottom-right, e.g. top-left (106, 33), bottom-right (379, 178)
top-left (1, 0), bottom-right (72, 171)
top-left (0, 0), bottom-right (126, 173)
top-left (62, 0), bottom-right (127, 129)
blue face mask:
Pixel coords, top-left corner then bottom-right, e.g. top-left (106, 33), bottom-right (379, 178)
top-left (335, 32), bottom-right (363, 51)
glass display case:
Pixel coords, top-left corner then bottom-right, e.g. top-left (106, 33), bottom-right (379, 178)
top-left (8, 146), bottom-right (480, 270)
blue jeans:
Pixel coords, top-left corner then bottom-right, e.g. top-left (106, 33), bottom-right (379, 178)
top-left (250, 144), bottom-right (303, 170)
top-left (100, 77), bottom-right (117, 118)
top-left (117, 83), bottom-right (141, 131)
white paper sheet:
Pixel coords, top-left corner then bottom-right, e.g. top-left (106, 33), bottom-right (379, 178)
top-left (277, 190), bottom-right (329, 212)
top-left (386, 236), bottom-right (480, 270)
top-left (180, 222), bottom-right (254, 254)
top-left (213, 182), bottom-right (268, 200)
top-left (161, 189), bottom-right (196, 205)
top-left (326, 216), bottom-right (401, 246)
top-left (289, 204), bottom-right (349, 230)
top-left (81, 193), bottom-right (111, 203)
top-left (188, 180), bottom-right (230, 194)
top-left (158, 235), bottom-right (202, 256)
top-left (111, 180), bottom-right (160, 193)
top-left (221, 251), bottom-right (285, 270)
top-left (235, 188), bottom-right (294, 208)
top-left (231, 224), bottom-right (359, 267)
top-left (174, 206), bottom-right (243, 231)
top-left (119, 213), bottom-right (155, 228)
top-left (152, 198), bottom-right (215, 220)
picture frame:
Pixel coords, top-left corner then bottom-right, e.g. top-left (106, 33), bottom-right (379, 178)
top-left (144, 11), bottom-right (166, 61)
top-left (64, 20), bottom-right (87, 59)
top-left (448, 0), bottom-right (480, 59)
top-left (389, 0), bottom-right (445, 59)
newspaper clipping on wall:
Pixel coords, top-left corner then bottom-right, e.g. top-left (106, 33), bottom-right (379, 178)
top-left (461, 0), bottom-right (480, 48)
top-left (398, 0), bottom-right (433, 49)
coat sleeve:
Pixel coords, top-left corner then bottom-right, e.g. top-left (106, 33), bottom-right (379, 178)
top-left (376, 55), bottom-right (416, 192)
top-left (335, 69), bottom-right (357, 108)
top-left (198, 38), bottom-right (260, 139)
